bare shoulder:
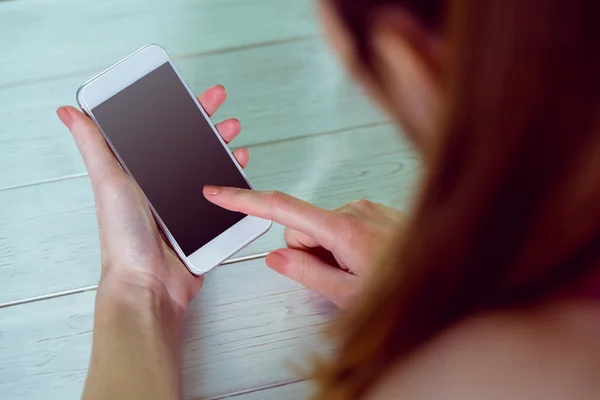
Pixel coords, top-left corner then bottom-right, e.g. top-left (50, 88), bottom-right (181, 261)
top-left (368, 300), bottom-right (600, 400)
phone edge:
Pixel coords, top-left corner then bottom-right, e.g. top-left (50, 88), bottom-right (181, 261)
top-left (76, 44), bottom-right (272, 276)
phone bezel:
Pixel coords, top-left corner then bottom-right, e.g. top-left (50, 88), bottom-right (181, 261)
top-left (77, 44), bottom-right (271, 275)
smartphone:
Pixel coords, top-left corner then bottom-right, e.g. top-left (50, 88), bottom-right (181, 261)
top-left (76, 44), bottom-right (271, 275)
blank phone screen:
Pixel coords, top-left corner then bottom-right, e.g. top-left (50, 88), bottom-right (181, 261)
top-left (91, 62), bottom-right (250, 256)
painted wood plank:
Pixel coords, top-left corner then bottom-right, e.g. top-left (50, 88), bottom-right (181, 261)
top-left (223, 380), bottom-right (313, 400)
top-left (0, 258), bottom-right (335, 400)
top-left (0, 124), bottom-right (420, 305)
top-left (0, 37), bottom-right (386, 188)
top-left (0, 0), bottom-right (317, 87)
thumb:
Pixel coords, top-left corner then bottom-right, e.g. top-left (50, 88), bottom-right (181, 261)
top-left (266, 248), bottom-right (358, 309)
top-left (57, 106), bottom-right (125, 190)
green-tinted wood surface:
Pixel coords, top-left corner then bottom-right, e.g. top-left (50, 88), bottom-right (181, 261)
top-left (0, 0), bottom-right (317, 87)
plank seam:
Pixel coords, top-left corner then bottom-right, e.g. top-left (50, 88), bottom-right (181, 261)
top-left (0, 35), bottom-right (317, 91)
top-left (204, 379), bottom-right (306, 400)
top-left (243, 120), bottom-right (392, 150)
top-left (0, 121), bottom-right (392, 192)
top-left (0, 172), bottom-right (88, 191)
top-left (0, 252), bottom-right (269, 309)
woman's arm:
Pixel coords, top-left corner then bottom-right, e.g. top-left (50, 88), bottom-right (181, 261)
top-left (56, 85), bottom-right (245, 400)
top-left (83, 279), bottom-right (181, 400)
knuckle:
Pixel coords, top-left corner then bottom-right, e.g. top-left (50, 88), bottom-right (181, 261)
top-left (227, 188), bottom-right (247, 209)
top-left (75, 136), bottom-right (91, 154)
top-left (75, 133), bottom-right (105, 160)
top-left (339, 199), bottom-right (375, 219)
top-left (373, 201), bottom-right (387, 209)
top-left (351, 199), bottom-right (375, 210)
top-left (297, 259), bottom-right (311, 286)
top-left (265, 190), bottom-right (287, 216)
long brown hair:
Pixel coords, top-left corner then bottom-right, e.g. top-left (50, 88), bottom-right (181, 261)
top-left (316, 0), bottom-right (600, 398)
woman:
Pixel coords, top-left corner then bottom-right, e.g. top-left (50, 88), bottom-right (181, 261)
top-left (57, 0), bottom-right (600, 398)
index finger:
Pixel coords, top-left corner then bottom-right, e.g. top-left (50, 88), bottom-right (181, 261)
top-left (203, 186), bottom-right (340, 249)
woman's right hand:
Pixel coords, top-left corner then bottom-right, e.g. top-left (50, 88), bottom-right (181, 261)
top-left (203, 187), bottom-right (405, 309)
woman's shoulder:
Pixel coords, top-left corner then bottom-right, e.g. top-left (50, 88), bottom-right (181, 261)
top-left (368, 299), bottom-right (600, 400)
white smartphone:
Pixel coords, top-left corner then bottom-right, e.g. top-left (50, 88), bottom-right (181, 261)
top-left (77, 44), bottom-right (271, 275)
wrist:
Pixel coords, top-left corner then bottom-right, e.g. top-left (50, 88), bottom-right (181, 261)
top-left (88, 270), bottom-right (182, 400)
top-left (96, 268), bottom-right (180, 322)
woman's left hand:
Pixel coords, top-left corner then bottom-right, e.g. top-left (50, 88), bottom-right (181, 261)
top-left (57, 85), bottom-right (245, 318)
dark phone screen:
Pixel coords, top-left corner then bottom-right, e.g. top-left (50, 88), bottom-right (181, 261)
top-left (92, 62), bottom-right (249, 256)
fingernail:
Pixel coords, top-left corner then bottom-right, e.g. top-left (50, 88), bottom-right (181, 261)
top-left (56, 107), bottom-right (73, 128)
top-left (215, 84), bottom-right (226, 93)
top-left (266, 251), bottom-right (287, 272)
top-left (203, 185), bottom-right (222, 196)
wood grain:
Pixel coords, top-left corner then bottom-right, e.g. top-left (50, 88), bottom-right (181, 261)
top-left (0, 258), bottom-right (334, 400)
top-left (0, 0), bottom-right (317, 87)
top-left (0, 37), bottom-right (385, 189)
top-left (0, 124), bottom-right (420, 305)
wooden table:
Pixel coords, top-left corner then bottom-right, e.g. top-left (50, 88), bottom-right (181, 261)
top-left (0, 1), bottom-right (419, 398)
